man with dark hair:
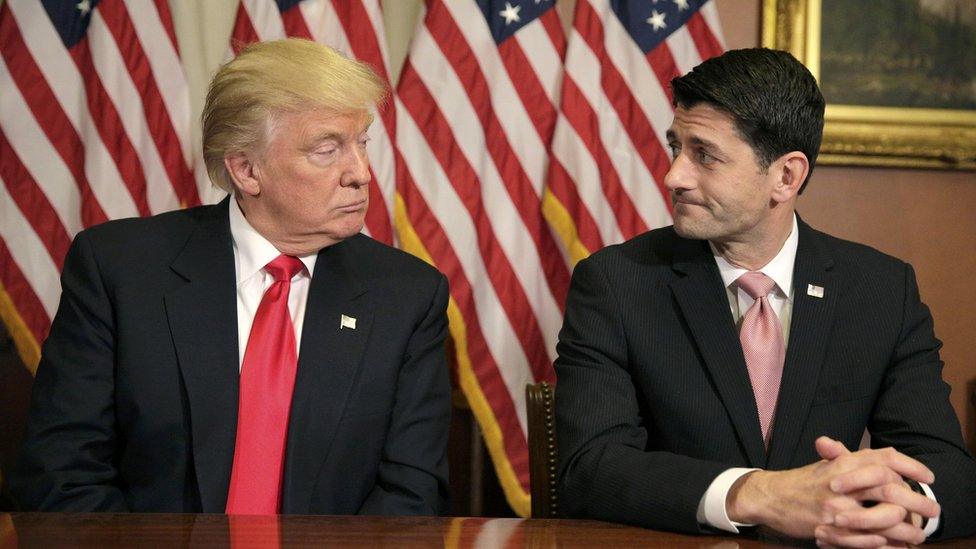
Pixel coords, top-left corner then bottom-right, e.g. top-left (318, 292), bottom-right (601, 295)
top-left (555, 48), bottom-right (976, 546)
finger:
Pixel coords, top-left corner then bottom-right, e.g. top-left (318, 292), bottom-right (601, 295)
top-left (833, 502), bottom-right (905, 531)
top-left (851, 483), bottom-right (941, 519)
top-left (815, 525), bottom-right (886, 548)
top-left (817, 436), bottom-right (851, 461)
top-left (821, 494), bottom-right (863, 526)
top-left (828, 464), bottom-right (900, 494)
top-left (872, 447), bottom-right (934, 484)
top-left (872, 520), bottom-right (927, 546)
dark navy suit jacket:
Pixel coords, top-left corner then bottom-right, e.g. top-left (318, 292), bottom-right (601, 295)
top-left (555, 217), bottom-right (976, 539)
top-left (12, 198), bottom-right (451, 515)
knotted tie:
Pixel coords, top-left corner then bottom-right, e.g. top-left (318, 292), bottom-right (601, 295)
top-left (736, 272), bottom-right (785, 446)
top-left (226, 255), bottom-right (305, 515)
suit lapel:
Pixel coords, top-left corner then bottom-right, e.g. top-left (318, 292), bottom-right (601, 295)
top-left (164, 197), bottom-right (240, 512)
top-left (670, 238), bottom-right (767, 467)
top-left (282, 237), bottom-right (373, 512)
top-left (767, 219), bottom-right (837, 469)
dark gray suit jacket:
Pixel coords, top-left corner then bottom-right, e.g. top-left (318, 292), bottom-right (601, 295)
top-left (555, 218), bottom-right (976, 539)
top-left (12, 198), bottom-right (451, 515)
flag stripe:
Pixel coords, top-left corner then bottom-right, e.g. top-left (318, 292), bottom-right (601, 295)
top-left (0, 179), bottom-right (61, 321)
top-left (395, 138), bottom-right (531, 489)
top-left (230, 6), bottom-right (261, 54)
top-left (1, 0), bottom-right (204, 372)
top-left (549, 0), bottom-right (723, 272)
top-left (686, 10), bottom-right (724, 60)
top-left (582, 4), bottom-right (674, 227)
top-left (664, 25), bottom-right (705, 77)
top-left (545, 154), bottom-right (606, 252)
top-left (0, 59), bottom-right (84, 237)
top-left (72, 37), bottom-right (155, 217)
top-left (150, 0), bottom-right (179, 53)
top-left (241, 0), bottom-right (286, 42)
top-left (326, 0), bottom-right (393, 86)
top-left (126, 0), bottom-right (195, 168)
top-left (396, 1), bottom-right (593, 513)
top-left (559, 71), bottom-right (648, 240)
top-left (9, 0), bottom-right (141, 220)
top-left (426, 5), bottom-right (569, 318)
top-left (396, 95), bottom-right (536, 434)
top-left (398, 61), bottom-right (551, 383)
top-left (280, 5), bottom-right (314, 40)
top-left (98, 0), bottom-right (199, 208)
top-left (88, 9), bottom-right (181, 214)
top-left (0, 131), bottom-right (71, 271)
top-left (0, 5), bottom-right (109, 228)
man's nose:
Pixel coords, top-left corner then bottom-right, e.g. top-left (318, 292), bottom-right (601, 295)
top-left (341, 146), bottom-right (371, 188)
top-left (663, 153), bottom-right (690, 193)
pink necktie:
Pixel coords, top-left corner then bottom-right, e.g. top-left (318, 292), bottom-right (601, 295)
top-left (226, 255), bottom-right (305, 515)
top-left (736, 272), bottom-right (785, 446)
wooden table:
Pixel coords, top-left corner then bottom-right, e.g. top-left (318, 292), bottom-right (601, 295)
top-left (1, 513), bottom-right (973, 548)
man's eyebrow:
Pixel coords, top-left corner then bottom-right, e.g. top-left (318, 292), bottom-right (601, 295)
top-left (306, 131), bottom-right (343, 144)
top-left (688, 136), bottom-right (720, 150)
top-left (664, 130), bottom-right (720, 151)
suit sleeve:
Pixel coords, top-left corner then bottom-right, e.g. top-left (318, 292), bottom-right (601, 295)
top-left (10, 230), bottom-right (128, 511)
top-left (869, 263), bottom-right (976, 540)
top-left (555, 255), bottom-right (730, 534)
top-left (358, 273), bottom-right (451, 516)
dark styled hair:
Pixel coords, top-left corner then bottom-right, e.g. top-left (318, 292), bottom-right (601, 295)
top-left (670, 48), bottom-right (825, 193)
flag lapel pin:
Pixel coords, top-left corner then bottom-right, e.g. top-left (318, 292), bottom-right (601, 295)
top-left (340, 314), bottom-right (357, 330)
top-left (807, 284), bottom-right (824, 298)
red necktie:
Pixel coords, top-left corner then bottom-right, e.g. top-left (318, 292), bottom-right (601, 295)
top-left (737, 272), bottom-right (785, 446)
top-left (226, 255), bottom-right (305, 515)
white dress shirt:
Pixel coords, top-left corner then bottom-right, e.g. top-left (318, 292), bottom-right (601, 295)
top-left (228, 197), bottom-right (317, 370)
top-left (694, 215), bottom-right (939, 537)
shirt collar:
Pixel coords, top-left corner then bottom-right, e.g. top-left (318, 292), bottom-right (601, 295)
top-left (711, 214), bottom-right (799, 298)
top-left (228, 197), bottom-right (317, 284)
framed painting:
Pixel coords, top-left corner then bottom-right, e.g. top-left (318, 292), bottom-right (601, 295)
top-left (762, 0), bottom-right (976, 169)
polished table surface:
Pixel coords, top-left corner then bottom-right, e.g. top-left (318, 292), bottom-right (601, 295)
top-left (1, 513), bottom-right (973, 548)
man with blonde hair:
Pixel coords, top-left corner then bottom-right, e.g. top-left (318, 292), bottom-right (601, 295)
top-left (12, 39), bottom-right (451, 516)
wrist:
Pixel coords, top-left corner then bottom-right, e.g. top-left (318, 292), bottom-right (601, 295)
top-left (727, 470), bottom-right (765, 525)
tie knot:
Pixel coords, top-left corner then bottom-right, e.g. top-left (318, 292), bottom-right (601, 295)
top-left (264, 255), bottom-right (304, 282)
top-left (736, 271), bottom-right (777, 300)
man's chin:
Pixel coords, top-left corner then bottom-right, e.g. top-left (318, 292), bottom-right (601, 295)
top-left (673, 218), bottom-right (708, 240)
top-left (333, 220), bottom-right (367, 241)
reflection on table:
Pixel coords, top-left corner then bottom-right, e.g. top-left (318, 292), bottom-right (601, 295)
top-left (2, 513), bottom-right (974, 548)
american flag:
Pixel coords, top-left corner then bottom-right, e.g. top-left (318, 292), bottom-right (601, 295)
top-left (229, 0), bottom-right (397, 246)
top-left (395, 0), bottom-right (570, 517)
top-left (549, 0), bottom-right (725, 257)
top-left (0, 0), bottom-right (206, 372)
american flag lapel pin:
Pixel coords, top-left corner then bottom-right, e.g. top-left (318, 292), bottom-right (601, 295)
top-left (340, 314), bottom-right (357, 330)
top-left (807, 284), bottom-right (824, 298)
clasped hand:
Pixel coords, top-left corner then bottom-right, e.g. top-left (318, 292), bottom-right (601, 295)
top-left (727, 436), bottom-right (940, 548)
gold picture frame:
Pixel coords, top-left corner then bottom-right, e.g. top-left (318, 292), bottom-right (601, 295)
top-left (762, 0), bottom-right (976, 170)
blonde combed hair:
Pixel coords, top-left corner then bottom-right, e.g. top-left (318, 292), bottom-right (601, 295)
top-left (202, 38), bottom-right (388, 192)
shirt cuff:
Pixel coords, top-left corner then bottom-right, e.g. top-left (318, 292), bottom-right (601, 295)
top-left (919, 482), bottom-right (940, 537)
top-left (696, 467), bottom-right (760, 533)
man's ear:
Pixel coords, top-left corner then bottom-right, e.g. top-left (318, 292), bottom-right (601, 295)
top-left (224, 152), bottom-right (261, 198)
top-left (771, 151), bottom-right (808, 204)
